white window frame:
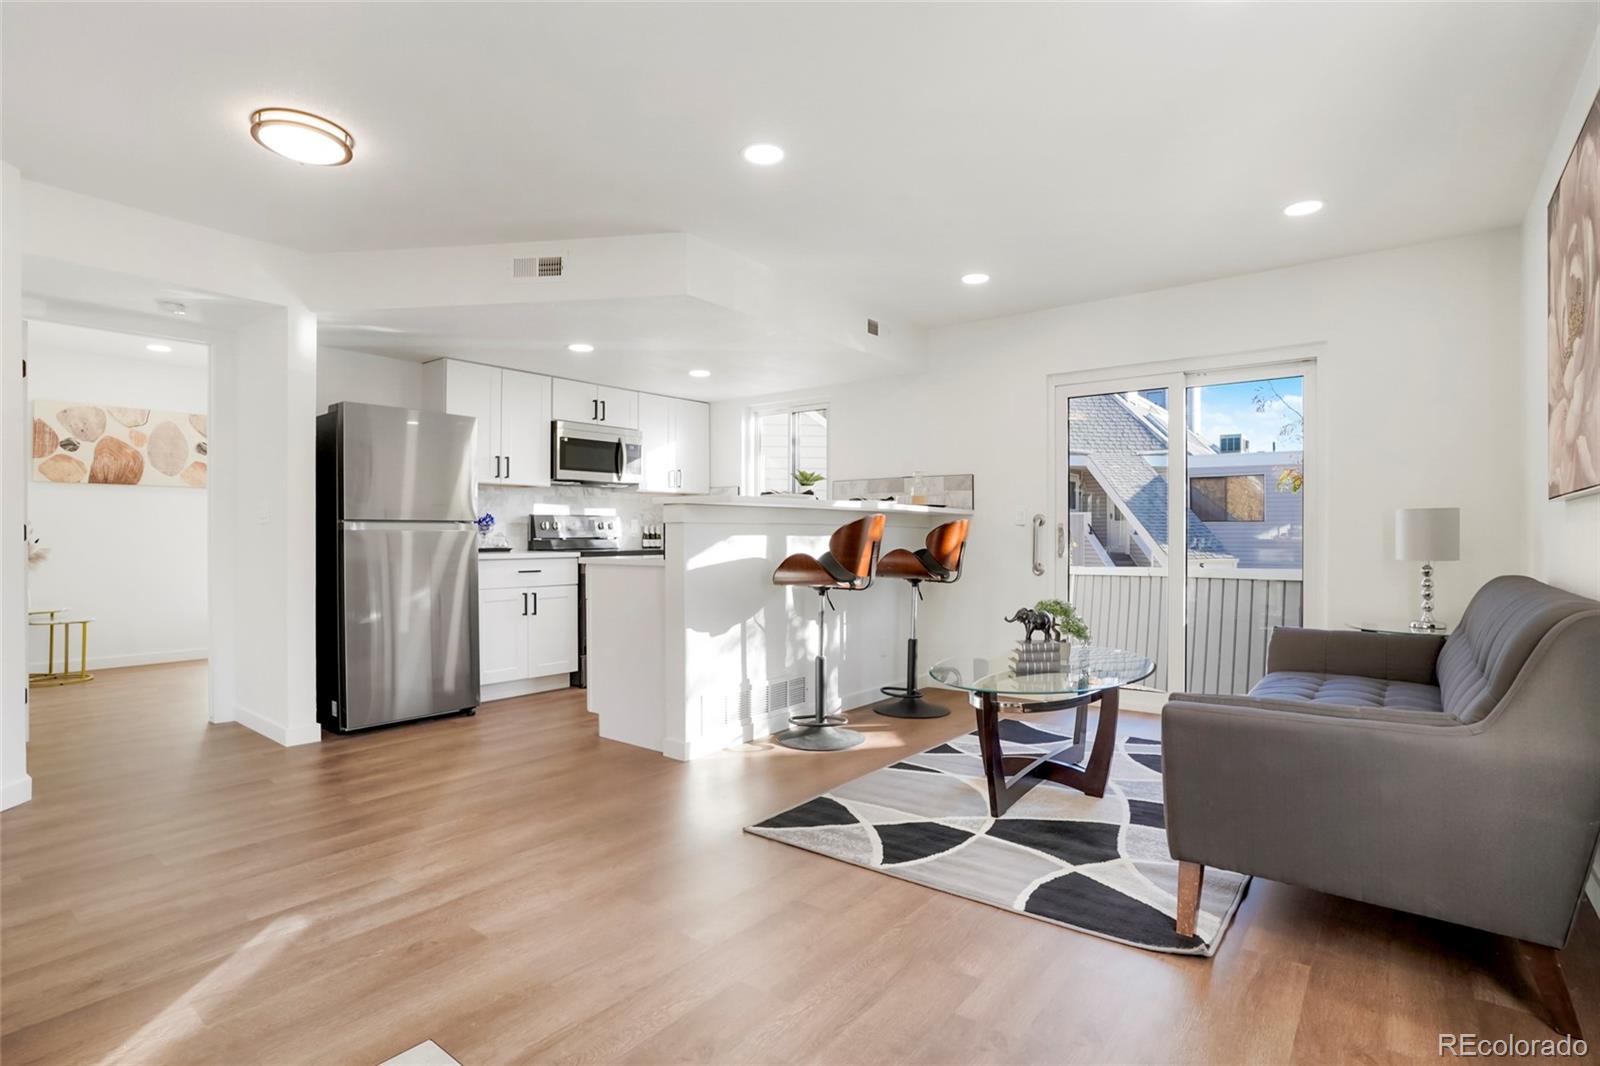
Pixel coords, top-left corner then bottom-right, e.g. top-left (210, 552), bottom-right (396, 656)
top-left (743, 399), bottom-right (832, 496)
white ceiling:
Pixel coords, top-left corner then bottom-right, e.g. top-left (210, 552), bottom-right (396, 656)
top-left (319, 297), bottom-right (873, 400)
top-left (26, 319), bottom-right (209, 371)
top-left (3, 3), bottom-right (1594, 329)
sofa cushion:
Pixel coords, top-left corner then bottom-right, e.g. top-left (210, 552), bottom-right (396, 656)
top-left (1249, 671), bottom-right (1444, 712)
top-left (1437, 575), bottom-right (1599, 724)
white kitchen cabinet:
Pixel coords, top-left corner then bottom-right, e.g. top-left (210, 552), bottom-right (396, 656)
top-left (479, 587), bottom-right (532, 684)
top-left (551, 378), bottom-right (638, 429)
top-left (477, 558), bottom-right (579, 688)
top-left (528, 584), bottom-right (578, 676)
top-left (424, 359), bottom-right (550, 486)
top-left (637, 393), bottom-right (709, 493)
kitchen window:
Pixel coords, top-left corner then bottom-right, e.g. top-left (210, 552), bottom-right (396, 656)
top-left (749, 403), bottom-right (829, 495)
top-left (1189, 474), bottom-right (1266, 523)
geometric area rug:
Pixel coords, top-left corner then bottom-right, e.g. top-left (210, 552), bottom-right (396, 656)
top-left (746, 720), bottom-right (1250, 955)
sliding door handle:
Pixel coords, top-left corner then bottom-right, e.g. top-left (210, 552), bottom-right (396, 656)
top-left (1031, 514), bottom-right (1046, 576)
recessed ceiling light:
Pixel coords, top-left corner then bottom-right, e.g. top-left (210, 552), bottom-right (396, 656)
top-left (250, 108), bottom-right (355, 166)
top-left (741, 143), bottom-right (785, 166)
top-left (158, 301), bottom-right (187, 317)
top-left (1283, 199), bottom-right (1324, 217)
top-left (567, 342), bottom-right (595, 354)
top-left (961, 273), bottom-right (991, 286)
top-left (146, 343), bottom-right (173, 353)
top-left (688, 369), bottom-right (712, 378)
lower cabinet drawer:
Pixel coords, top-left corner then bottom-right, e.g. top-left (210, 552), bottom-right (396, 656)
top-left (479, 557), bottom-right (578, 590)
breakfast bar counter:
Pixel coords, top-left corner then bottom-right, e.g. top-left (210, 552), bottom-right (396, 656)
top-left (583, 495), bottom-right (970, 759)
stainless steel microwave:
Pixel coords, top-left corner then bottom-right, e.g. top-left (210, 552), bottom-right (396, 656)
top-left (551, 421), bottom-right (642, 486)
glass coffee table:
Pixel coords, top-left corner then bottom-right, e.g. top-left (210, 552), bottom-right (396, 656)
top-left (928, 645), bottom-right (1156, 817)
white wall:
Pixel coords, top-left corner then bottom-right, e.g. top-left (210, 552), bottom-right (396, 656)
top-left (1, 164), bottom-right (30, 810)
top-left (26, 337), bottom-right (208, 670)
top-left (1523, 25), bottom-right (1600, 602)
top-left (316, 346), bottom-right (423, 412)
top-left (713, 229), bottom-right (1524, 667)
top-left (1521, 19), bottom-right (1600, 911)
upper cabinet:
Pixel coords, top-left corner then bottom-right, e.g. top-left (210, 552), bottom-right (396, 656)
top-left (552, 378), bottom-right (639, 429)
top-left (422, 359), bottom-right (551, 486)
top-left (638, 393), bottom-right (709, 494)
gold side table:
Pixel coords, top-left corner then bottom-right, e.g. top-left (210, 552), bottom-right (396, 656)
top-left (29, 610), bottom-right (94, 686)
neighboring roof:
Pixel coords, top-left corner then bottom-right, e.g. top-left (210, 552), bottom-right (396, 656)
top-left (1068, 393), bottom-right (1231, 560)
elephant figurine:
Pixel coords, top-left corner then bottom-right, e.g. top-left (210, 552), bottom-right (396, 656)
top-left (1004, 607), bottom-right (1060, 643)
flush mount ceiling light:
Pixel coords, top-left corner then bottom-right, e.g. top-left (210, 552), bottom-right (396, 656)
top-left (741, 143), bottom-right (785, 166)
top-left (146, 343), bottom-right (173, 353)
top-left (961, 273), bottom-right (991, 286)
top-left (688, 369), bottom-right (712, 378)
top-left (250, 108), bottom-right (355, 166)
top-left (1283, 199), bottom-right (1324, 217)
top-left (567, 342), bottom-right (595, 354)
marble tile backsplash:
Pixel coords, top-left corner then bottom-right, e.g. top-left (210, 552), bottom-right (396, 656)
top-left (478, 484), bottom-right (665, 550)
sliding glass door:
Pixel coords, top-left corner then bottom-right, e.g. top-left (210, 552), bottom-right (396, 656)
top-left (1053, 360), bottom-right (1312, 698)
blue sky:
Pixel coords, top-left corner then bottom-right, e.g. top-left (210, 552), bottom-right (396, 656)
top-left (1188, 376), bottom-right (1303, 453)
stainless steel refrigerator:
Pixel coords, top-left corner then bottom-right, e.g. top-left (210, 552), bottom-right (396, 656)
top-left (316, 402), bottom-right (480, 732)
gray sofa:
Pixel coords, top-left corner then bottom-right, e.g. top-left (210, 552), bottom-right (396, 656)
top-left (1162, 575), bottom-right (1600, 1038)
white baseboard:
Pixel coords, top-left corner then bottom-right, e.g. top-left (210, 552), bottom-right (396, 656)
top-left (481, 674), bottom-right (570, 703)
top-left (1, 774), bottom-right (33, 810)
top-left (233, 704), bottom-right (322, 747)
top-left (28, 648), bottom-right (206, 673)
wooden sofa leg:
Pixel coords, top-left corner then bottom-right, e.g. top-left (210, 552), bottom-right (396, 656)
top-left (1516, 940), bottom-right (1583, 1040)
top-left (1176, 861), bottom-right (1204, 937)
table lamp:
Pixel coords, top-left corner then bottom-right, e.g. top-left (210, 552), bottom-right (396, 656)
top-left (1395, 507), bottom-right (1460, 631)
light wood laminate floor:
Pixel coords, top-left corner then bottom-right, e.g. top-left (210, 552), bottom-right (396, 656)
top-left (3, 662), bottom-right (1596, 1065)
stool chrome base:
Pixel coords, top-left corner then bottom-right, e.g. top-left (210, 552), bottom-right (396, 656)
top-left (871, 693), bottom-right (949, 719)
top-left (775, 721), bottom-right (866, 751)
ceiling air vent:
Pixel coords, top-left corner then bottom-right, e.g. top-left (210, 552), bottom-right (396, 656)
top-left (512, 255), bottom-right (564, 279)
top-left (866, 318), bottom-right (880, 337)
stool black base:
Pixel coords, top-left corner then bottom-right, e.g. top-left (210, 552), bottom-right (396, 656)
top-left (871, 692), bottom-right (950, 719)
top-left (778, 649), bottom-right (865, 751)
top-left (874, 636), bottom-right (949, 718)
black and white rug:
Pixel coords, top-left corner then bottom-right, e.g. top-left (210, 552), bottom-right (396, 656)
top-left (746, 721), bottom-right (1249, 955)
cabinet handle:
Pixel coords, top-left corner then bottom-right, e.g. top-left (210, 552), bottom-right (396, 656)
top-left (531, 592), bottom-right (538, 616)
top-left (495, 455), bottom-right (502, 479)
top-left (506, 455), bottom-right (512, 480)
top-left (592, 398), bottom-right (598, 421)
top-left (522, 592), bottom-right (528, 616)
top-left (600, 399), bottom-right (607, 422)
top-left (517, 569), bottom-right (542, 574)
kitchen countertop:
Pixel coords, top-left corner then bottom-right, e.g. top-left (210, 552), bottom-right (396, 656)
top-left (476, 550), bottom-right (579, 561)
top-left (579, 555), bottom-right (665, 568)
top-left (663, 495), bottom-right (973, 516)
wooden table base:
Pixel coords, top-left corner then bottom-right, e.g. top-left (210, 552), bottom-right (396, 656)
top-left (973, 687), bottom-right (1121, 818)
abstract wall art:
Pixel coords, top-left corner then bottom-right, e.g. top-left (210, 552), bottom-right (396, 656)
top-left (1548, 88), bottom-right (1600, 500)
top-left (31, 399), bottom-right (208, 488)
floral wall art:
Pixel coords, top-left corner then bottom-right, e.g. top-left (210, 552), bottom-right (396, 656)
top-left (32, 399), bottom-right (208, 488)
top-left (1548, 87), bottom-right (1600, 500)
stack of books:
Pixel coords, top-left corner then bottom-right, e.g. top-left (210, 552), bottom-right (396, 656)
top-left (1011, 639), bottom-right (1063, 677)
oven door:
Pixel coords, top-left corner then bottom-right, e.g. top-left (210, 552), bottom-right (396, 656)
top-left (553, 422), bottom-right (623, 484)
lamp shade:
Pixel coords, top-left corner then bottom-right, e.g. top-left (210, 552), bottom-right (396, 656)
top-left (1395, 507), bottom-right (1460, 562)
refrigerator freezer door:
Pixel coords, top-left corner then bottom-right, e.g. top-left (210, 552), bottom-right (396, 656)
top-left (339, 403), bottom-right (477, 521)
top-left (340, 523), bottom-right (479, 729)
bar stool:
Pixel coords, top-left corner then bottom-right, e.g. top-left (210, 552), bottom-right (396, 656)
top-left (873, 518), bottom-right (970, 719)
top-left (771, 514), bottom-right (887, 751)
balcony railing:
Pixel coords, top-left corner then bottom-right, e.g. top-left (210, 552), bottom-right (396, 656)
top-left (1069, 567), bottom-right (1304, 695)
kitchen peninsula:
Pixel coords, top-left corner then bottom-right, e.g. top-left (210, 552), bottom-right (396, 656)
top-left (584, 496), bottom-right (973, 759)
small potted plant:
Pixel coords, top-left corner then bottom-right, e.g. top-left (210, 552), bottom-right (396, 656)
top-left (1035, 598), bottom-right (1090, 645)
top-left (793, 469), bottom-right (825, 496)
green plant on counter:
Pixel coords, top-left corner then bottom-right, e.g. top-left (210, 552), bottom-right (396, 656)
top-left (1035, 598), bottom-right (1090, 642)
top-left (793, 469), bottom-right (825, 491)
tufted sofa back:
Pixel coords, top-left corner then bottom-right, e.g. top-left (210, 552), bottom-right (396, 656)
top-left (1437, 575), bottom-right (1600, 723)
